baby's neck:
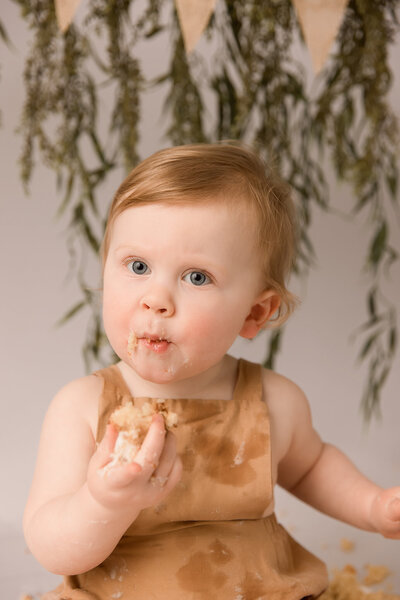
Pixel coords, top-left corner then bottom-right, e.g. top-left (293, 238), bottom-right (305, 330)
top-left (118, 354), bottom-right (238, 400)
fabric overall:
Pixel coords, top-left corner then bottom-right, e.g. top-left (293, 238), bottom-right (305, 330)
top-left (44, 359), bottom-right (328, 600)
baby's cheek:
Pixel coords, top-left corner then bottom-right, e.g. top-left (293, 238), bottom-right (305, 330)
top-left (185, 313), bottom-right (234, 350)
top-left (187, 313), bottom-right (215, 337)
top-left (103, 300), bottom-right (129, 352)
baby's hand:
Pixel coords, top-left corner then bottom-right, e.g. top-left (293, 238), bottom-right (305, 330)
top-left (370, 487), bottom-right (400, 539)
top-left (87, 415), bottom-right (182, 517)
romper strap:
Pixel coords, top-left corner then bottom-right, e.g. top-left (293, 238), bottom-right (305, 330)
top-left (232, 358), bottom-right (263, 407)
top-left (94, 364), bottom-right (132, 443)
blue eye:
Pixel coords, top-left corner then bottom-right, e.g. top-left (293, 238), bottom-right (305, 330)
top-left (184, 271), bottom-right (210, 286)
top-left (128, 260), bottom-right (149, 275)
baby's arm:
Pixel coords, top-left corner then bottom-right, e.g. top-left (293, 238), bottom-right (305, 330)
top-left (268, 372), bottom-right (400, 538)
top-left (23, 376), bottom-right (182, 575)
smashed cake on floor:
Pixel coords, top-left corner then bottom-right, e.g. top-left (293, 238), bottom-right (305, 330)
top-left (320, 564), bottom-right (400, 600)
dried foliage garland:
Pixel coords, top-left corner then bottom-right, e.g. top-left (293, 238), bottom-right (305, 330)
top-left (7, 0), bottom-right (400, 419)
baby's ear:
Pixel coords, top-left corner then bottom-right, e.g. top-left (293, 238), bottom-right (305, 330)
top-left (239, 290), bottom-right (281, 339)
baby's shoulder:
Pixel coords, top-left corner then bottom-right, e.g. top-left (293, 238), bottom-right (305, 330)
top-left (260, 367), bottom-right (308, 408)
top-left (52, 373), bottom-right (103, 406)
top-left (260, 367), bottom-right (313, 453)
top-left (45, 373), bottom-right (104, 435)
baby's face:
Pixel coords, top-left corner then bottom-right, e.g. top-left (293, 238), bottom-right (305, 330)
top-left (102, 200), bottom-right (265, 384)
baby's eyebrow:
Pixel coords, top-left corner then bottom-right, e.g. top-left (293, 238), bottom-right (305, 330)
top-left (113, 244), bottom-right (144, 254)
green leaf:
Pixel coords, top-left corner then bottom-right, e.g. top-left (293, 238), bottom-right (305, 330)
top-left (367, 288), bottom-right (377, 319)
top-left (263, 330), bottom-right (282, 370)
top-left (56, 300), bottom-right (86, 327)
top-left (57, 172), bottom-right (75, 217)
top-left (0, 19), bottom-right (13, 48)
top-left (358, 332), bottom-right (381, 361)
top-left (386, 172), bottom-right (398, 199)
top-left (389, 327), bottom-right (397, 356)
top-left (368, 222), bottom-right (388, 267)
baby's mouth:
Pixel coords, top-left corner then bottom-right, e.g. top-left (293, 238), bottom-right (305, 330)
top-left (128, 331), bottom-right (171, 355)
top-left (140, 336), bottom-right (171, 353)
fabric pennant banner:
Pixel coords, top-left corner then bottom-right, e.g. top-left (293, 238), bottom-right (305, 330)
top-left (292, 0), bottom-right (349, 73)
top-left (175, 0), bottom-right (218, 53)
top-left (55, 0), bottom-right (82, 33)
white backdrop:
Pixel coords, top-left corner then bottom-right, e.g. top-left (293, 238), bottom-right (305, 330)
top-left (1, 3), bottom-right (399, 597)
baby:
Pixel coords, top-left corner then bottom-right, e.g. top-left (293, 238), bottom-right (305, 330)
top-left (24, 142), bottom-right (400, 600)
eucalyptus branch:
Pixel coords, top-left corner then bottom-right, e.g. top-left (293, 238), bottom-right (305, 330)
top-left (312, 0), bottom-right (400, 418)
top-left (162, 10), bottom-right (208, 146)
top-left (354, 286), bottom-right (397, 421)
top-left (90, 0), bottom-right (142, 171)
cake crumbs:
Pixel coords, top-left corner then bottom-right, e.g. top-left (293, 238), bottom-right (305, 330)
top-left (363, 564), bottom-right (391, 586)
top-left (127, 331), bottom-right (137, 355)
top-left (232, 441), bottom-right (246, 466)
top-left (320, 564), bottom-right (399, 600)
top-left (340, 538), bottom-right (355, 552)
top-left (233, 585), bottom-right (244, 600)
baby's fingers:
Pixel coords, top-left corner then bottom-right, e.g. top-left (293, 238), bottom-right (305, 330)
top-left (373, 489), bottom-right (400, 539)
top-left (152, 431), bottom-right (179, 481)
top-left (387, 497), bottom-right (400, 522)
top-left (90, 424), bottom-right (119, 470)
top-left (134, 414), bottom-right (166, 473)
top-left (103, 461), bottom-right (142, 489)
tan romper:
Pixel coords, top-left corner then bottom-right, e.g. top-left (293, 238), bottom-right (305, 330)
top-left (45, 359), bottom-right (328, 600)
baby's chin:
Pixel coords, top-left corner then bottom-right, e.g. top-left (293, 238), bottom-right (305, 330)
top-left (127, 358), bottom-right (192, 386)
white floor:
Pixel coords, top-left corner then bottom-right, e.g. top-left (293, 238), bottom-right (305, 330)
top-left (274, 486), bottom-right (400, 593)
top-left (1, 530), bottom-right (60, 599)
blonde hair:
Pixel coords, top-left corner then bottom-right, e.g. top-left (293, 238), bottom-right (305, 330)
top-left (102, 142), bottom-right (298, 327)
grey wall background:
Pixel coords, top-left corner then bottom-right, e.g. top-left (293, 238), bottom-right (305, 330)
top-left (1, 3), bottom-right (399, 597)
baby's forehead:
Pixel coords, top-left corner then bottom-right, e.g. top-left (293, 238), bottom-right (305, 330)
top-left (109, 197), bottom-right (260, 248)
top-left (114, 193), bottom-right (258, 222)
top-left (114, 197), bottom-right (258, 242)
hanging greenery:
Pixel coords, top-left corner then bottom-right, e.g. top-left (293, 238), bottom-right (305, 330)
top-left (313, 1), bottom-right (399, 419)
top-left (7, 0), bottom-right (400, 419)
top-left (0, 18), bottom-right (12, 125)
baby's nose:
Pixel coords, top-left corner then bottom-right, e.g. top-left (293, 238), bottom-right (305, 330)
top-left (141, 288), bottom-right (175, 316)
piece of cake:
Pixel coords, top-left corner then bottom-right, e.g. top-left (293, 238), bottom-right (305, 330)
top-left (106, 400), bottom-right (178, 469)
